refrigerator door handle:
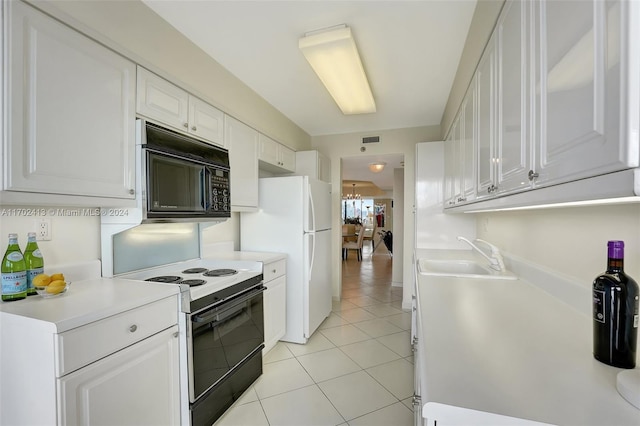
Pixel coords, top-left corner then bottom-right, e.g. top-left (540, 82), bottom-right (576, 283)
top-left (308, 183), bottom-right (316, 232)
top-left (308, 232), bottom-right (316, 280)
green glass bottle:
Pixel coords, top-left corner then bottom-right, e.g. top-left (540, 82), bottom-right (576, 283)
top-left (1, 233), bottom-right (27, 302)
top-left (24, 232), bottom-right (44, 296)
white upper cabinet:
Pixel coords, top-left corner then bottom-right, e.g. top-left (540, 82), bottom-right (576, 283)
top-left (532, 0), bottom-right (639, 185)
top-left (446, 0), bottom-right (640, 210)
top-left (137, 67), bottom-right (224, 147)
top-left (258, 134), bottom-right (296, 173)
top-left (225, 116), bottom-right (259, 211)
top-left (293, 150), bottom-right (331, 183)
top-left (461, 80), bottom-right (476, 204)
top-left (475, 32), bottom-right (498, 201)
top-left (3, 1), bottom-right (136, 203)
top-left (496, 0), bottom-right (531, 194)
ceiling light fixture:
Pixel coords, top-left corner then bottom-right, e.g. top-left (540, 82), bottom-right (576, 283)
top-left (299, 24), bottom-right (376, 115)
top-left (368, 162), bottom-right (386, 173)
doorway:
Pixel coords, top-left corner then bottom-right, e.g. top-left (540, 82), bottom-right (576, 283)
top-left (340, 154), bottom-right (404, 301)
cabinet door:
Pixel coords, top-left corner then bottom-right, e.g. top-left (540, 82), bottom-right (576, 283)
top-left (476, 33), bottom-right (498, 200)
top-left (58, 326), bottom-right (180, 426)
top-left (263, 275), bottom-right (286, 354)
top-left (461, 81), bottom-right (476, 203)
top-left (534, 0), bottom-right (636, 185)
top-left (188, 97), bottom-right (225, 147)
top-left (443, 131), bottom-right (457, 207)
top-left (497, 0), bottom-right (532, 195)
top-left (279, 145), bottom-right (297, 172)
top-left (258, 134), bottom-right (280, 166)
top-left (6, 1), bottom-right (135, 199)
top-left (317, 152), bottom-right (332, 183)
top-left (136, 67), bottom-right (189, 132)
top-left (225, 116), bottom-right (259, 210)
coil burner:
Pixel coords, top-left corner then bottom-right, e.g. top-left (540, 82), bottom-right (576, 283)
top-left (182, 268), bottom-right (209, 274)
top-left (178, 279), bottom-right (207, 286)
top-left (145, 275), bottom-right (182, 283)
top-left (203, 269), bottom-right (238, 277)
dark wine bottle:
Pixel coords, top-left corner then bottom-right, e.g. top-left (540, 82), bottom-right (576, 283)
top-left (593, 241), bottom-right (639, 368)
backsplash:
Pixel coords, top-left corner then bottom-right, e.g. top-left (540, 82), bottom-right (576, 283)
top-left (0, 206), bottom-right (100, 265)
top-left (477, 203), bottom-right (640, 286)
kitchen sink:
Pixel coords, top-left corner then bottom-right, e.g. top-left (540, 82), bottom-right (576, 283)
top-left (417, 258), bottom-right (517, 280)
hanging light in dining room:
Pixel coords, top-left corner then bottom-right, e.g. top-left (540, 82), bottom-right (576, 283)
top-left (343, 183), bottom-right (361, 200)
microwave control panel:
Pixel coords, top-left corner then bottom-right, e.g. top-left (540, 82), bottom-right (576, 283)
top-left (210, 168), bottom-right (230, 213)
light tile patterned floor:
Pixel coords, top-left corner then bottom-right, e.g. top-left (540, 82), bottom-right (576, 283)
top-left (214, 242), bottom-right (414, 426)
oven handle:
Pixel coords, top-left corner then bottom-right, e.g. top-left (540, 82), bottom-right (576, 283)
top-left (192, 285), bottom-right (265, 324)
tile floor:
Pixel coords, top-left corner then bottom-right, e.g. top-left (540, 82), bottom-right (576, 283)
top-left (215, 241), bottom-right (414, 426)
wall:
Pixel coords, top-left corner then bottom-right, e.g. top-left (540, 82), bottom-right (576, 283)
top-left (476, 204), bottom-right (640, 285)
top-left (1, 0), bottom-right (311, 265)
top-left (312, 125), bottom-right (442, 306)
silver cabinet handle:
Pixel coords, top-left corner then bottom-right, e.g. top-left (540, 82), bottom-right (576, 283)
top-left (129, 189), bottom-right (135, 195)
top-left (129, 325), bottom-right (138, 333)
top-left (528, 170), bottom-right (539, 181)
top-left (183, 123), bottom-right (189, 128)
top-left (191, 126), bottom-right (197, 131)
top-left (272, 269), bottom-right (277, 274)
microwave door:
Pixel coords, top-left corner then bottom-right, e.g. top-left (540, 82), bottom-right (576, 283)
top-left (148, 151), bottom-right (205, 213)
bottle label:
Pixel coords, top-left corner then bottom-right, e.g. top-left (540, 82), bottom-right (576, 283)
top-left (1, 271), bottom-right (27, 295)
top-left (32, 249), bottom-right (43, 258)
top-left (6, 252), bottom-right (23, 262)
top-left (593, 290), bottom-right (605, 323)
top-left (27, 268), bottom-right (44, 289)
top-left (634, 315), bottom-right (639, 328)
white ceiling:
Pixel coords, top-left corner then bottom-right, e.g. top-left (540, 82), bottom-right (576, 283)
top-left (141, 0), bottom-right (477, 189)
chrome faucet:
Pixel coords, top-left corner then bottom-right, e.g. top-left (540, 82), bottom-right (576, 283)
top-left (457, 236), bottom-right (506, 272)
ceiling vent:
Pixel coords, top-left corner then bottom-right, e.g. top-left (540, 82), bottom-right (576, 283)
top-left (362, 136), bottom-right (380, 144)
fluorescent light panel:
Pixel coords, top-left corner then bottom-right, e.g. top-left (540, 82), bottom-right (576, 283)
top-left (299, 25), bottom-right (376, 115)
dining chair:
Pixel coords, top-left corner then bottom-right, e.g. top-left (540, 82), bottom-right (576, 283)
top-left (342, 226), bottom-right (365, 261)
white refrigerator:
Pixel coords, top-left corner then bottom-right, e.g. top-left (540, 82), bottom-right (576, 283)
top-left (241, 176), bottom-right (332, 344)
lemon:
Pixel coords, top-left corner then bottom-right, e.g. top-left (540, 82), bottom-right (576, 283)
top-left (46, 281), bottom-right (66, 294)
top-left (33, 274), bottom-right (52, 287)
top-left (50, 273), bottom-right (65, 281)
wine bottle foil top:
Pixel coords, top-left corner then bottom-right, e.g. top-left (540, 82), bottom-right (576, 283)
top-left (608, 240), bottom-right (625, 259)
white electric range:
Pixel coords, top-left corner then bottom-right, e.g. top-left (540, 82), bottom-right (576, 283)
top-left (118, 257), bottom-right (265, 426)
top-left (118, 258), bottom-right (264, 313)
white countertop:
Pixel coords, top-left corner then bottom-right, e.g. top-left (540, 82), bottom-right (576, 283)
top-left (0, 278), bottom-right (179, 333)
top-left (202, 250), bottom-right (286, 264)
top-left (414, 249), bottom-right (640, 425)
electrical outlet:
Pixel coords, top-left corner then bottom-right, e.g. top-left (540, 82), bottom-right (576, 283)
top-left (35, 218), bottom-right (51, 241)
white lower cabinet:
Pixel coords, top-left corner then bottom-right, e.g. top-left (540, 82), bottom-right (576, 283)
top-left (262, 258), bottom-right (287, 353)
top-left (58, 326), bottom-right (180, 426)
top-left (0, 292), bottom-right (180, 426)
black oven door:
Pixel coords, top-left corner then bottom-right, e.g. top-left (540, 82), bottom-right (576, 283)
top-left (188, 285), bottom-right (265, 402)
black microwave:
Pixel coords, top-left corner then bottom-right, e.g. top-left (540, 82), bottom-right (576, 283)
top-left (138, 120), bottom-right (231, 222)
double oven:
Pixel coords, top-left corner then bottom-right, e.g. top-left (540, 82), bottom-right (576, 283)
top-left (120, 259), bottom-right (264, 426)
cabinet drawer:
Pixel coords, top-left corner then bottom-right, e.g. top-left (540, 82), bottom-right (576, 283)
top-left (55, 296), bottom-right (178, 377)
top-left (263, 259), bottom-right (286, 282)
